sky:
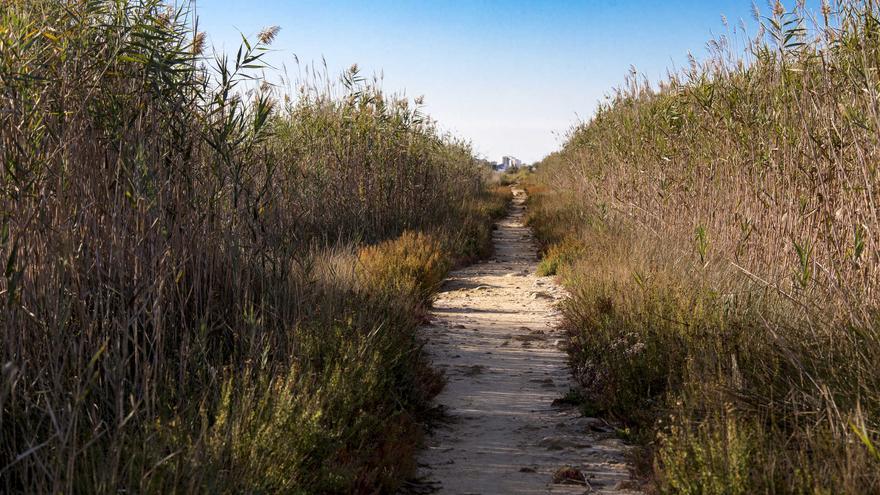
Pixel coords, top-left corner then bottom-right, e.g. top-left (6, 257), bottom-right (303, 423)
top-left (192, 1), bottom-right (810, 163)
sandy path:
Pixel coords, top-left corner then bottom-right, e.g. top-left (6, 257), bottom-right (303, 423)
top-left (413, 187), bottom-right (639, 495)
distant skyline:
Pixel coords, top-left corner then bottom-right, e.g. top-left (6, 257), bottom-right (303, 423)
top-left (195, 1), bottom-right (822, 163)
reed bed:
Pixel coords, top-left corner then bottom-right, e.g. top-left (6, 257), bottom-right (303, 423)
top-left (531, 1), bottom-right (880, 492)
top-left (0, 1), bottom-right (504, 492)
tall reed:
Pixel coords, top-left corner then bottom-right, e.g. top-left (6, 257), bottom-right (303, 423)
top-left (532, 0), bottom-right (880, 492)
top-left (0, 1), bottom-right (499, 492)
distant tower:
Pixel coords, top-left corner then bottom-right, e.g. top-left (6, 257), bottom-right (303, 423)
top-left (501, 156), bottom-right (520, 170)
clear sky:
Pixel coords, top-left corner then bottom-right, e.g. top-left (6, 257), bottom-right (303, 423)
top-left (193, 1), bottom-right (814, 163)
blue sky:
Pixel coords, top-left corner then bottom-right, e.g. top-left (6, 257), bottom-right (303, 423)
top-left (193, 1), bottom-right (813, 163)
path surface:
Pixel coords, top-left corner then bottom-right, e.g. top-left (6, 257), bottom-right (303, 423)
top-left (413, 187), bottom-right (639, 495)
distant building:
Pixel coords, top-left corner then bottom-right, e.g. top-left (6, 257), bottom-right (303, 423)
top-left (499, 155), bottom-right (522, 170)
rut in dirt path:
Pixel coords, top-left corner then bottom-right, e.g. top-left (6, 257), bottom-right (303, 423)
top-left (412, 187), bottom-right (640, 495)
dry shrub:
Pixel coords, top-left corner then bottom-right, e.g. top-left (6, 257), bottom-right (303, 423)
top-left (552, 466), bottom-right (587, 485)
top-left (357, 231), bottom-right (450, 308)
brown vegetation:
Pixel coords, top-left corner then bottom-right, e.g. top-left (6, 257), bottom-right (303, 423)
top-left (530, 1), bottom-right (880, 492)
top-left (0, 1), bottom-right (507, 492)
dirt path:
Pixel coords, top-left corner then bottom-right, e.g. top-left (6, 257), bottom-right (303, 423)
top-left (413, 187), bottom-right (639, 495)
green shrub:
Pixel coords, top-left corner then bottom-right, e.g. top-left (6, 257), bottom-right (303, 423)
top-left (657, 411), bottom-right (755, 495)
top-left (536, 237), bottom-right (586, 276)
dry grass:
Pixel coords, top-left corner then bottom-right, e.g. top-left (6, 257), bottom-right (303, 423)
top-left (536, 237), bottom-right (586, 277)
top-left (357, 231), bottom-right (450, 308)
top-left (531, 1), bottom-right (880, 492)
top-left (0, 1), bottom-right (506, 492)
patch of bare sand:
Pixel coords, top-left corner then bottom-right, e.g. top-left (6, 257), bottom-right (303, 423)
top-left (411, 187), bottom-right (641, 495)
